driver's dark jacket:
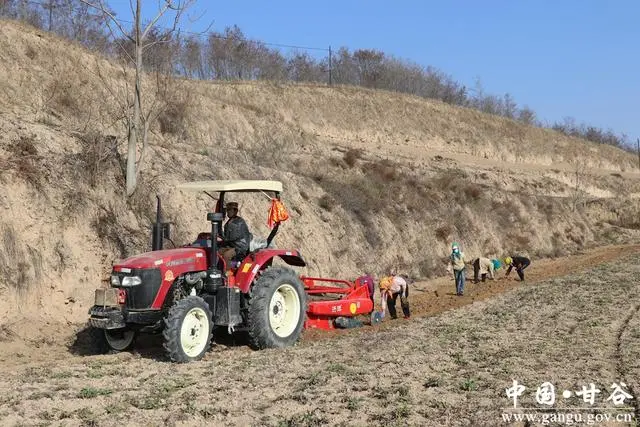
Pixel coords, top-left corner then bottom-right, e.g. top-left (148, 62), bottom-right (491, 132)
top-left (223, 216), bottom-right (250, 255)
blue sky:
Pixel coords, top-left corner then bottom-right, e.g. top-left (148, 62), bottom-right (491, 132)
top-left (108, 0), bottom-right (639, 144)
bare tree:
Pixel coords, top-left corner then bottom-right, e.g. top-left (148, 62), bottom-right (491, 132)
top-left (502, 93), bottom-right (517, 119)
top-left (254, 45), bottom-right (287, 81)
top-left (180, 34), bottom-right (205, 79)
top-left (517, 105), bottom-right (537, 126)
top-left (331, 47), bottom-right (358, 85)
top-left (569, 158), bottom-right (587, 212)
top-left (287, 51), bottom-right (323, 82)
top-left (353, 49), bottom-right (385, 88)
top-left (79, 0), bottom-right (195, 196)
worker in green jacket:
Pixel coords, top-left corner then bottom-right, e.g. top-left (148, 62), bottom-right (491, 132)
top-left (447, 242), bottom-right (466, 296)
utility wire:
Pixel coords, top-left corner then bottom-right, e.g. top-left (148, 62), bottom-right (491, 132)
top-left (17, 0), bottom-right (330, 52)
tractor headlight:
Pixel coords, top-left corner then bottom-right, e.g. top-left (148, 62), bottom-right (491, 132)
top-left (121, 276), bottom-right (142, 287)
top-left (110, 275), bottom-right (120, 286)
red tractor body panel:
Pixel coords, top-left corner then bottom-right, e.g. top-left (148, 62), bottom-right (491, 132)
top-left (108, 243), bottom-right (371, 330)
top-left (234, 249), bottom-right (305, 293)
top-left (113, 247), bottom-right (208, 309)
top-left (113, 247), bottom-right (208, 271)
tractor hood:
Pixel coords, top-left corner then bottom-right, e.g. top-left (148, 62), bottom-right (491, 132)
top-left (113, 247), bottom-right (208, 271)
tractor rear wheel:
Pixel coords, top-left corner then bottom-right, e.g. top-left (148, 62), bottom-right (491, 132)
top-left (163, 296), bottom-right (213, 363)
top-left (247, 266), bottom-right (307, 349)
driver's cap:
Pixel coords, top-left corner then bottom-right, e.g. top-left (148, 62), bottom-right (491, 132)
top-left (226, 202), bottom-right (238, 209)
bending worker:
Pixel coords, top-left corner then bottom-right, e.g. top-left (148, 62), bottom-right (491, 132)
top-left (471, 256), bottom-right (496, 283)
top-left (504, 256), bottom-right (531, 281)
top-left (378, 274), bottom-right (411, 319)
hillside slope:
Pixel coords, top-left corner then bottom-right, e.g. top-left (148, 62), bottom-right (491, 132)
top-left (0, 19), bottom-right (639, 341)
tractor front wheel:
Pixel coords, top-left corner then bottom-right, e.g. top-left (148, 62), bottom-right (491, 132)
top-left (104, 328), bottom-right (136, 351)
top-left (247, 266), bottom-right (307, 349)
top-left (87, 327), bottom-right (135, 354)
top-left (163, 296), bottom-right (213, 363)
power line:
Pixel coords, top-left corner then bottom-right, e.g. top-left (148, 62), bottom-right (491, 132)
top-left (18, 0), bottom-right (330, 52)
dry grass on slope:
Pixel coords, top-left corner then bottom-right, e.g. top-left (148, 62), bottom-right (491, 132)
top-left (2, 19), bottom-right (639, 174)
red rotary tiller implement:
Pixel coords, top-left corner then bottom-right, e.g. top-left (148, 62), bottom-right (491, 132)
top-left (88, 180), bottom-right (375, 362)
top-left (302, 277), bottom-right (374, 330)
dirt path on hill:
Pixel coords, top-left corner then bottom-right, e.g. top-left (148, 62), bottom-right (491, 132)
top-left (0, 244), bottom-right (637, 371)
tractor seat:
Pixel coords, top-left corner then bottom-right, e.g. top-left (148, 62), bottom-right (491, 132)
top-left (249, 235), bottom-right (274, 252)
top-left (191, 232), bottom-right (212, 248)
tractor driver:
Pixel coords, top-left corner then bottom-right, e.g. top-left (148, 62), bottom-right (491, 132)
top-left (217, 202), bottom-right (251, 265)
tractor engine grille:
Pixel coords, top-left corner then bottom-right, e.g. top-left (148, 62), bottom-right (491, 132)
top-left (112, 268), bottom-right (162, 309)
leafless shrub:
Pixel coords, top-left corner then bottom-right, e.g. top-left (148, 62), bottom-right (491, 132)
top-left (491, 200), bottom-right (519, 229)
top-left (435, 225), bottom-right (453, 242)
top-left (74, 131), bottom-right (121, 188)
top-left (0, 224), bottom-right (39, 293)
top-left (432, 171), bottom-right (483, 204)
top-left (537, 199), bottom-right (555, 218)
top-left (40, 70), bottom-right (81, 118)
top-left (616, 216), bottom-right (640, 230)
top-left (92, 204), bottom-right (131, 259)
top-left (569, 159), bottom-right (587, 212)
top-left (551, 233), bottom-right (567, 257)
top-left (505, 232), bottom-right (530, 251)
top-left (368, 158), bottom-right (398, 181)
top-left (244, 132), bottom-right (290, 168)
top-left (25, 45), bottom-right (37, 59)
top-left (157, 92), bottom-right (191, 137)
top-left (567, 231), bottom-right (585, 248)
top-left (343, 148), bottom-right (363, 168)
top-left (60, 184), bottom-right (89, 224)
top-left (318, 195), bottom-right (333, 211)
top-left (329, 156), bottom-right (346, 169)
top-left (6, 135), bottom-right (45, 191)
top-left (452, 208), bottom-right (475, 235)
top-left (90, 178), bottom-right (159, 260)
top-left (463, 183), bottom-right (482, 200)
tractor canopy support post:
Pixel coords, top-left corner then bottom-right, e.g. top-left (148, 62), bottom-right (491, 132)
top-left (265, 191), bottom-right (281, 247)
top-left (211, 219), bottom-right (219, 267)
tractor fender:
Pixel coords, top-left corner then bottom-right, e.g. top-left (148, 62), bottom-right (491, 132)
top-left (235, 249), bottom-right (306, 293)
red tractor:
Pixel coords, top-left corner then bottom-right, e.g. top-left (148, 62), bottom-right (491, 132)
top-left (88, 180), bottom-right (375, 362)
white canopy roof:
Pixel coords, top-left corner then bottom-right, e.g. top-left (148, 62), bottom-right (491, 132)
top-left (176, 180), bottom-right (283, 193)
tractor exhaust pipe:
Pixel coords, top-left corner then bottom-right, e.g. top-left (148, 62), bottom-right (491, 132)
top-left (152, 195), bottom-right (163, 251)
top-left (205, 211), bottom-right (225, 291)
top-left (207, 212), bottom-right (224, 267)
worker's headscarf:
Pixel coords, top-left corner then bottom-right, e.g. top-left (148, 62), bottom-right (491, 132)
top-left (379, 276), bottom-right (393, 291)
top-left (451, 242), bottom-right (461, 259)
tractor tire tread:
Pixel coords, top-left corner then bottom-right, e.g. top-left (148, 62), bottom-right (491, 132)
top-left (246, 266), bottom-right (307, 350)
top-left (88, 326), bottom-right (110, 355)
top-left (162, 295), bottom-right (213, 363)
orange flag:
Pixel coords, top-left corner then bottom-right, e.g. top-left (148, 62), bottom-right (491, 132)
top-left (268, 198), bottom-right (289, 229)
